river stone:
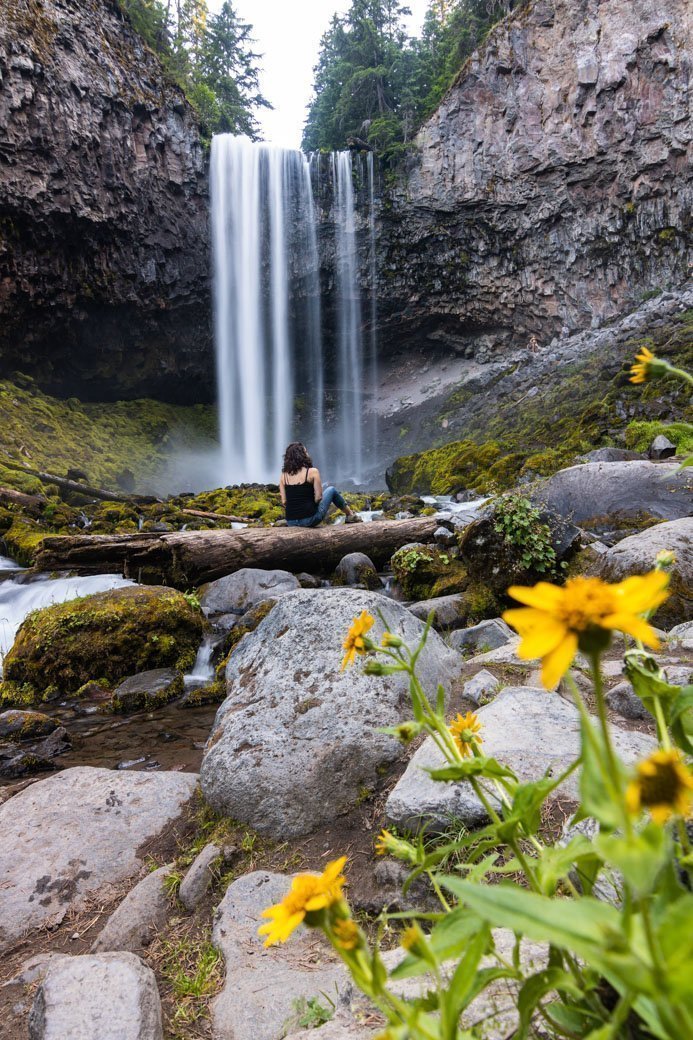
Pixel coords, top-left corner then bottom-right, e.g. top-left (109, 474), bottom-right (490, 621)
top-left (668, 620), bottom-right (693, 650)
top-left (606, 681), bottom-right (649, 721)
top-left (0, 767), bottom-right (197, 950)
top-left (408, 594), bottom-right (467, 629)
top-left (385, 687), bottom-right (655, 831)
top-left (580, 448), bottom-right (641, 463)
top-left (211, 871), bottom-right (349, 1040)
top-left (91, 865), bottom-right (173, 954)
top-left (594, 518), bottom-right (692, 627)
top-left (648, 434), bottom-right (676, 461)
top-left (110, 668), bottom-right (183, 713)
top-left (334, 552), bottom-right (380, 588)
top-left (200, 589), bottom-right (460, 836)
top-left (29, 952), bottom-right (163, 1040)
top-left (532, 461), bottom-right (692, 524)
top-left (0, 710), bottom-right (57, 742)
top-left (179, 843), bottom-right (221, 910)
top-left (448, 618), bottom-right (515, 654)
top-left (462, 669), bottom-right (500, 706)
top-left (199, 568), bottom-right (300, 616)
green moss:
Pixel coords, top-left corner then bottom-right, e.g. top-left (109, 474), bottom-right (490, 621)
top-left (624, 421), bottom-right (693, 454)
top-left (181, 681), bottom-right (226, 708)
top-left (0, 379), bottom-right (216, 494)
top-left (3, 585), bottom-right (204, 701)
top-left (387, 439), bottom-right (507, 496)
top-left (176, 485), bottom-right (282, 525)
top-left (109, 671), bottom-right (184, 714)
top-left (2, 519), bottom-right (52, 566)
top-left (390, 545), bottom-right (468, 600)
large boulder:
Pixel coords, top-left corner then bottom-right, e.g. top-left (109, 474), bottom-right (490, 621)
top-left (1, 585), bottom-right (203, 702)
top-left (212, 871), bottom-right (349, 1040)
top-left (334, 552), bottom-right (381, 589)
top-left (29, 952), bottom-right (163, 1040)
top-left (533, 462), bottom-right (692, 525)
top-left (199, 568), bottom-right (300, 617)
top-left (0, 767), bottom-right (197, 950)
top-left (91, 865), bottom-right (173, 954)
top-left (386, 687), bottom-right (655, 832)
top-left (200, 589), bottom-right (460, 836)
top-left (594, 518), bottom-right (692, 627)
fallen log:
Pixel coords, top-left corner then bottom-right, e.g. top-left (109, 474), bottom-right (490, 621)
top-left (180, 508), bottom-right (249, 524)
top-left (34, 517), bottom-right (440, 587)
top-left (0, 486), bottom-right (47, 516)
top-left (0, 458), bottom-right (160, 505)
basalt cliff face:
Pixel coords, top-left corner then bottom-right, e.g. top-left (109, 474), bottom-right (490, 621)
top-left (0, 0), bottom-right (211, 402)
top-left (376, 0), bottom-right (691, 362)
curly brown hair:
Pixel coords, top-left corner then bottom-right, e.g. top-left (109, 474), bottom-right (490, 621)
top-left (282, 442), bottom-right (313, 475)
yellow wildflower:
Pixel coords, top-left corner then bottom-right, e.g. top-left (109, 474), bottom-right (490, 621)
top-left (341, 610), bottom-right (375, 670)
top-left (449, 711), bottom-right (482, 757)
top-left (401, 924), bottom-right (425, 951)
top-left (503, 572), bottom-right (669, 688)
top-left (333, 917), bottom-right (361, 950)
top-left (629, 345), bottom-right (655, 384)
top-left (374, 828), bottom-right (418, 864)
top-left (381, 631), bottom-right (403, 648)
top-left (258, 857), bottom-right (347, 947)
top-left (374, 829), bottom-right (391, 856)
top-left (626, 750), bottom-right (693, 825)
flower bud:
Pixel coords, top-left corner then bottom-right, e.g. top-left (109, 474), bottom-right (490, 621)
top-left (381, 632), bottom-right (403, 648)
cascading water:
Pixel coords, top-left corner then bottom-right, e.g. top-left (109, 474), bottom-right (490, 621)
top-left (210, 135), bottom-right (377, 486)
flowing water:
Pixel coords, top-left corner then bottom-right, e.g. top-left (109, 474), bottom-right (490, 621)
top-left (210, 135), bottom-right (378, 486)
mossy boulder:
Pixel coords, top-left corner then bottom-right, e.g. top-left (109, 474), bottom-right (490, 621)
top-left (390, 544), bottom-right (468, 601)
top-left (0, 709), bottom-right (57, 742)
top-left (386, 440), bottom-right (510, 496)
top-left (179, 681), bottom-right (226, 708)
top-left (2, 585), bottom-right (204, 702)
top-left (108, 668), bottom-right (184, 714)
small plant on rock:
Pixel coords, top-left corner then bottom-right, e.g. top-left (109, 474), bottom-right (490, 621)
top-left (491, 492), bottom-right (558, 576)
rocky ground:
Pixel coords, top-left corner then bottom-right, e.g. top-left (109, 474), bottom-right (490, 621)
top-left (0, 446), bottom-right (690, 1038)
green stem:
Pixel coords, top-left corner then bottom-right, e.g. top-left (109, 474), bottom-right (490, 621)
top-left (590, 652), bottom-right (631, 836)
top-left (652, 695), bottom-right (672, 751)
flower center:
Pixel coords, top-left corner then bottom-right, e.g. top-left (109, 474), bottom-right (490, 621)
top-left (638, 760), bottom-right (683, 808)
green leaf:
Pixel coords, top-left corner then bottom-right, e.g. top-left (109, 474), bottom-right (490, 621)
top-left (595, 825), bottom-right (668, 898)
top-left (579, 714), bottom-right (625, 828)
top-left (625, 653), bottom-right (681, 710)
top-left (390, 907), bottom-right (484, 980)
top-left (517, 969), bottom-right (584, 1039)
top-left (428, 756), bottom-right (517, 783)
top-left (655, 893), bottom-right (693, 998)
top-left (534, 835), bottom-right (600, 896)
top-left (440, 878), bottom-right (655, 994)
top-left (441, 923), bottom-right (491, 1031)
top-left (669, 687), bottom-right (693, 754)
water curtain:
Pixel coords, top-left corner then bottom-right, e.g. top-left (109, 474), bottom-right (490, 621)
top-left (210, 135), bottom-right (377, 486)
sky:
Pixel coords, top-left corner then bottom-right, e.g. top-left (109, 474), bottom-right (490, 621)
top-left (209, 0), bottom-right (430, 148)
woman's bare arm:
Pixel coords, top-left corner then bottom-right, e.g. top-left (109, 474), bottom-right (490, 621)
top-left (279, 472), bottom-right (286, 506)
top-left (311, 467), bottom-right (323, 502)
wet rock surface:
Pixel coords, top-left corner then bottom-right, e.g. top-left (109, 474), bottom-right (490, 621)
top-left (200, 588), bottom-right (460, 836)
top-left (200, 568), bottom-right (300, 616)
top-left (0, 767), bottom-right (197, 950)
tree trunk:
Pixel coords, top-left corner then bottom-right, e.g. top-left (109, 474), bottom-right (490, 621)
top-left (34, 518), bottom-right (440, 587)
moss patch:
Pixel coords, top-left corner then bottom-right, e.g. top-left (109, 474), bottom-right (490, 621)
top-left (2, 586), bottom-right (204, 702)
top-left (390, 544), bottom-right (468, 600)
top-left (624, 420), bottom-right (693, 454)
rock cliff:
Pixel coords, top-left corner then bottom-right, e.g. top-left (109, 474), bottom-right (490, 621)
top-left (377, 0), bottom-right (691, 359)
top-left (0, 0), bottom-right (211, 401)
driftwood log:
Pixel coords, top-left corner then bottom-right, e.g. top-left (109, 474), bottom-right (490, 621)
top-left (0, 458), bottom-right (160, 504)
top-left (34, 517), bottom-right (440, 587)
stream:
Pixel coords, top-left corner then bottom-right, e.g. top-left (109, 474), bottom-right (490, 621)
top-left (0, 496), bottom-right (488, 785)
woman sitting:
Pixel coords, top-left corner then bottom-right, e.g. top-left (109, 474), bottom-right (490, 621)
top-left (279, 442), bottom-right (361, 527)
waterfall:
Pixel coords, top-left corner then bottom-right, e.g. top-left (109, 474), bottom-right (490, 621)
top-left (210, 135), bottom-right (376, 486)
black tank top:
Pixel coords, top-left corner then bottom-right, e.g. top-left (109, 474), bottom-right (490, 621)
top-left (284, 468), bottom-right (316, 520)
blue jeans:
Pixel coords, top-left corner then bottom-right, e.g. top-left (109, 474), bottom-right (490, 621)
top-left (287, 485), bottom-right (347, 527)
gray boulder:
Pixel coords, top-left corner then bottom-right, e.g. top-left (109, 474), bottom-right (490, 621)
top-left (595, 518), bottom-right (692, 627)
top-left (533, 461), bottom-right (691, 524)
top-left (29, 952), bottom-right (163, 1040)
top-left (334, 552), bottom-right (381, 589)
top-left (648, 435), bottom-right (676, 461)
top-left (0, 767), bottom-right (197, 951)
top-left (179, 843), bottom-right (221, 911)
top-left (408, 594), bottom-right (467, 630)
top-left (449, 618), bottom-right (515, 655)
top-left (200, 568), bottom-right (299, 616)
top-left (668, 620), bottom-right (693, 650)
top-left (580, 448), bottom-right (641, 463)
top-left (110, 668), bottom-right (182, 713)
top-left (386, 687), bottom-right (655, 832)
top-left (200, 589), bottom-right (460, 836)
top-left (606, 682), bottom-right (649, 721)
top-left (211, 871), bottom-right (349, 1040)
top-left (0, 710), bottom-right (57, 741)
top-left (91, 865), bottom-right (173, 954)
top-left (462, 669), bottom-right (500, 706)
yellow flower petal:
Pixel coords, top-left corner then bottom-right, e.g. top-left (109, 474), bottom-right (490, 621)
top-left (541, 633), bottom-right (578, 688)
top-left (507, 582), bottom-right (565, 610)
top-left (615, 571), bottom-right (669, 613)
top-left (602, 612), bottom-right (660, 649)
top-left (516, 620), bottom-right (568, 660)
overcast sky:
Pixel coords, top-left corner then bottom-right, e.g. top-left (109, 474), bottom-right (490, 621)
top-left (209, 0), bottom-right (429, 148)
